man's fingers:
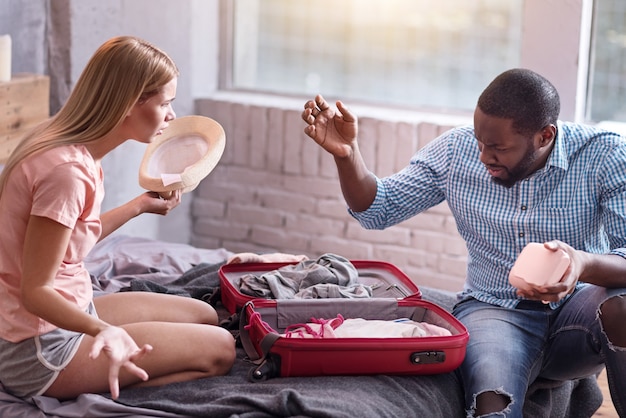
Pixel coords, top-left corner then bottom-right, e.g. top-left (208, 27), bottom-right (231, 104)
top-left (336, 100), bottom-right (356, 123)
top-left (315, 94), bottom-right (329, 111)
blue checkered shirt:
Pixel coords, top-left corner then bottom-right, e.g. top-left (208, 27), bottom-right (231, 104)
top-left (351, 122), bottom-right (626, 308)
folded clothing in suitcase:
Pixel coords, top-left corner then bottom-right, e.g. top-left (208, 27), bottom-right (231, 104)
top-left (239, 296), bottom-right (468, 381)
top-left (219, 256), bottom-right (421, 314)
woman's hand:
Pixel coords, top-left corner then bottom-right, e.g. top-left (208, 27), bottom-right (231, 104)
top-left (89, 326), bottom-right (153, 399)
top-left (139, 189), bottom-right (182, 215)
top-left (301, 95), bottom-right (358, 159)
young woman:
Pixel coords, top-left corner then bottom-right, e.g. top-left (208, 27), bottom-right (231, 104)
top-left (0, 36), bottom-right (235, 401)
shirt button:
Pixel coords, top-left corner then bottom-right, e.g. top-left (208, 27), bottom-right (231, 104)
top-left (519, 232), bottom-right (525, 237)
top-left (521, 205), bottom-right (527, 210)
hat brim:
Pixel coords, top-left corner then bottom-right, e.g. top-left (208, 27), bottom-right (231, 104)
top-left (138, 115), bottom-right (226, 194)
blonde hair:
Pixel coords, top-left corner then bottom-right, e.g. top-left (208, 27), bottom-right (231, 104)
top-left (0, 36), bottom-right (179, 194)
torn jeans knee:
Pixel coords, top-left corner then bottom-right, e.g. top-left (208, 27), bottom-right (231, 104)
top-left (599, 294), bottom-right (626, 350)
top-left (598, 292), bottom-right (626, 417)
top-left (466, 388), bottom-right (513, 418)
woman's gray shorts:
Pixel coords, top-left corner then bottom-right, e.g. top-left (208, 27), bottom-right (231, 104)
top-left (0, 303), bottom-right (96, 400)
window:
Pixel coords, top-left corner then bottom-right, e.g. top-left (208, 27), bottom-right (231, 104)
top-left (230, 0), bottom-right (523, 113)
top-left (227, 0), bottom-right (626, 124)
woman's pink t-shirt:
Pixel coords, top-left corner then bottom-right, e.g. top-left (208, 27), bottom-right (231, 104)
top-left (0, 144), bottom-right (103, 342)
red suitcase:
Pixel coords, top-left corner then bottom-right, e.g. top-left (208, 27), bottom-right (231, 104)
top-left (219, 260), bottom-right (422, 314)
top-left (239, 296), bottom-right (468, 381)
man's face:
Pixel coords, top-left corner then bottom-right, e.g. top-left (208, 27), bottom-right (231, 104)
top-left (473, 108), bottom-right (544, 188)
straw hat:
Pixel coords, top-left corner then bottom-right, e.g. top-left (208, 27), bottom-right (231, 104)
top-left (138, 115), bottom-right (226, 197)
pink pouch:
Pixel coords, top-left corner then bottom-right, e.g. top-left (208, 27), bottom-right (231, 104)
top-left (509, 243), bottom-right (570, 291)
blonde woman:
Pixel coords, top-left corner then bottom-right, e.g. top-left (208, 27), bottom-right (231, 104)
top-left (0, 36), bottom-right (235, 401)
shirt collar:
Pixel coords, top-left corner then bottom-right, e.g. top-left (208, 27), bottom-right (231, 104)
top-left (545, 120), bottom-right (568, 171)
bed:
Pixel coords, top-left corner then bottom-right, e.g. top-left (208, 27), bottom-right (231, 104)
top-left (0, 234), bottom-right (604, 418)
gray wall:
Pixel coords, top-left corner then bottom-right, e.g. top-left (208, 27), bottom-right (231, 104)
top-left (0, 0), bottom-right (220, 243)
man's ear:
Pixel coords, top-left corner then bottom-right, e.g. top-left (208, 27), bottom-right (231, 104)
top-left (539, 124), bottom-right (557, 146)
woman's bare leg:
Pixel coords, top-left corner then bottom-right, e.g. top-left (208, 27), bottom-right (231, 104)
top-left (44, 292), bottom-right (235, 399)
top-left (93, 291), bottom-right (220, 325)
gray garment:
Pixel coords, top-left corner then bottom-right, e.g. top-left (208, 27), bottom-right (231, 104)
top-left (237, 253), bottom-right (371, 299)
top-left (0, 303), bottom-right (95, 400)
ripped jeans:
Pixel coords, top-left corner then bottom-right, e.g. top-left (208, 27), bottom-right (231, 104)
top-left (453, 284), bottom-right (626, 418)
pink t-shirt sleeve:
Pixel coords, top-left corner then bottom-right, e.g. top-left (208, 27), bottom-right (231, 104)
top-left (30, 161), bottom-right (94, 229)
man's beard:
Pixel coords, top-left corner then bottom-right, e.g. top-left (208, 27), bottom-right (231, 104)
top-left (490, 147), bottom-right (538, 188)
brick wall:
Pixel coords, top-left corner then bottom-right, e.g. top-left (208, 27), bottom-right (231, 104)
top-left (192, 98), bottom-right (469, 292)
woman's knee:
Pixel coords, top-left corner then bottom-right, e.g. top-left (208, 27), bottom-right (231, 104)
top-left (600, 294), bottom-right (626, 347)
top-left (202, 326), bottom-right (236, 375)
top-left (184, 298), bottom-right (219, 325)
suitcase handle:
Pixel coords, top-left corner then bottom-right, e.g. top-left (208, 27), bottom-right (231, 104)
top-left (410, 351), bottom-right (446, 364)
top-left (239, 301), bottom-right (280, 363)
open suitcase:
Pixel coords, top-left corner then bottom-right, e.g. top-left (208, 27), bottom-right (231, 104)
top-left (219, 259), bottom-right (422, 314)
top-left (239, 296), bottom-right (469, 381)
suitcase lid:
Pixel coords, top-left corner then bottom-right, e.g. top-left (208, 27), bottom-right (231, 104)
top-left (219, 259), bottom-right (422, 313)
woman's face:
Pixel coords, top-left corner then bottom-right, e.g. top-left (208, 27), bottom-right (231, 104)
top-left (125, 77), bottom-right (177, 143)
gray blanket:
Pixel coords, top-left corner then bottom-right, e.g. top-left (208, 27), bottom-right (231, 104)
top-left (112, 265), bottom-right (603, 418)
top-left (115, 347), bottom-right (464, 418)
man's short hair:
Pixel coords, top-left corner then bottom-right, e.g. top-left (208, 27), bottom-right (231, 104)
top-left (477, 68), bottom-right (560, 137)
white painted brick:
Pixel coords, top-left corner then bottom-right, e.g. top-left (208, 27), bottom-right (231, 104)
top-left (395, 122), bottom-right (419, 172)
top-left (249, 105), bottom-right (269, 170)
top-left (283, 109), bottom-right (304, 175)
top-left (197, 100), bottom-right (236, 165)
top-left (227, 203), bottom-right (284, 227)
top-left (375, 120), bottom-right (398, 177)
top-left (317, 198), bottom-right (351, 220)
top-left (282, 176), bottom-right (343, 199)
top-left (370, 244), bottom-right (425, 268)
top-left (411, 230), bottom-right (448, 254)
top-left (319, 150), bottom-right (339, 179)
top-left (195, 218), bottom-right (249, 241)
top-left (189, 235), bottom-right (222, 251)
top-left (191, 102), bottom-right (473, 295)
top-left (441, 236), bottom-right (468, 257)
top-left (358, 117), bottom-right (378, 168)
top-left (249, 225), bottom-right (310, 252)
top-left (443, 214), bottom-right (461, 235)
top-left (230, 103), bottom-right (251, 166)
top-left (428, 201), bottom-right (453, 215)
top-left (401, 211), bottom-right (447, 232)
top-left (218, 165), bottom-right (268, 184)
top-left (222, 240), bottom-right (282, 255)
top-left (191, 198), bottom-right (226, 219)
top-left (267, 108), bottom-right (285, 173)
top-left (196, 180), bottom-right (257, 206)
top-left (284, 213), bottom-right (346, 236)
top-left (438, 255), bottom-right (468, 278)
top-left (424, 253), bottom-right (440, 269)
top-left (437, 124), bottom-right (457, 136)
top-left (346, 223), bottom-right (411, 246)
top-left (403, 266), bottom-right (465, 292)
top-left (417, 122), bottom-right (442, 149)
top-left (258, 189), bottom-right (318, 214)
top-left (309, 236), bottom-right (373, 260)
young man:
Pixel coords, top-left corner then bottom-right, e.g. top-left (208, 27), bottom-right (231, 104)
top-left (301, 68), bottom-right (626, 417)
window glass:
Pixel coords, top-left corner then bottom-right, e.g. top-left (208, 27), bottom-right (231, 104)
top-left (232, 0), bottom-right (523, 112)
top-left (588, 0), bottom-right (626, 122)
